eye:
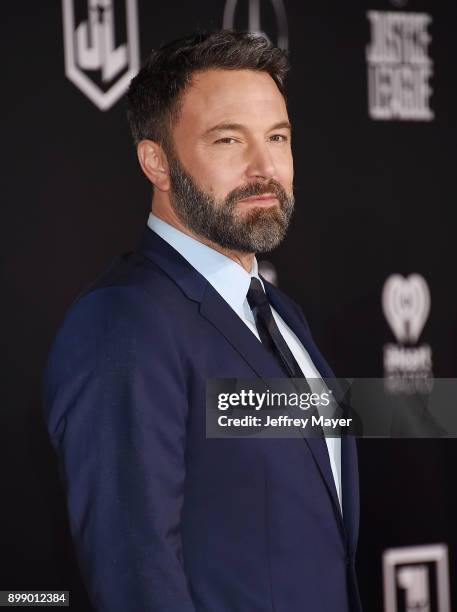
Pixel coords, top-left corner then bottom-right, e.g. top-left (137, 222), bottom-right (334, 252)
top-left (269, 134), bottom-right (288, 142)
top-left (215, 137), bottom-right (238, 144)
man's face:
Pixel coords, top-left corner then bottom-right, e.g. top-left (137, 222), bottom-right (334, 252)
top-left (166, 68), bottom-right (295, 253)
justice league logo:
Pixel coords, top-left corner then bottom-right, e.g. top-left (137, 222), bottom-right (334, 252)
top-left (61, 0), bottom-right (140, 110)
top-left (366, 10), bottom-right (434, 121)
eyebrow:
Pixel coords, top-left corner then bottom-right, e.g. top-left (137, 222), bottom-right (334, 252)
top-left (203, 121), bottom-right (292, 137)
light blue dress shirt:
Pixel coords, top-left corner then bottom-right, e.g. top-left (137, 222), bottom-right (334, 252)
top-left (147, 212), bottom-right (342, 508)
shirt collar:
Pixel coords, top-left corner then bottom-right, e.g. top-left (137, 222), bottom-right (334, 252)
top-left (147, 213), bottom-right (262, 314)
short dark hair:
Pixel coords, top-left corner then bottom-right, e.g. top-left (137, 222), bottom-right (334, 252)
top-left (126, 30), bottom-right (289, 148)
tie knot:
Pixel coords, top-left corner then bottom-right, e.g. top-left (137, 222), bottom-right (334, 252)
top-left (247, 277), bottom-right (269, 311)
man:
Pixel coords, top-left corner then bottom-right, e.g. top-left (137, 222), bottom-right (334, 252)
top-left (44, 31), bottom-right (361, 612)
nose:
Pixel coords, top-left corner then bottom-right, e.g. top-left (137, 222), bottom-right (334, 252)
top-left (245, 141), bottom-right (277, 181)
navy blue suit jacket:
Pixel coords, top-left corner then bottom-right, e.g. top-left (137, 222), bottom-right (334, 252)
top-left (43, 227), bottom-right (362, 612)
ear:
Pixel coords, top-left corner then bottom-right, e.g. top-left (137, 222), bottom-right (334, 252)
top-left (136, 140), bottom-right (171, 191)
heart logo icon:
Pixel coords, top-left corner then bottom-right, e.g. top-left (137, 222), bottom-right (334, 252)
top-left (382, 274), bottom-right (430, 343)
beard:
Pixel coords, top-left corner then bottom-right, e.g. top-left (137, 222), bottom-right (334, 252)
top-left (166, 150), bottom-right (295, 254)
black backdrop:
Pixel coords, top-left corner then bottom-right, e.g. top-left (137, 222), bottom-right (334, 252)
top-left (2, 1), bottom-right (456, 610)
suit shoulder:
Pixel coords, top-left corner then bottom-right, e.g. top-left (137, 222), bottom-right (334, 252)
top-left (62, 248), bottom-right (193, 327)
top-left (46, 254), bottom-right (182, 370)
top-left (44, 279), bottom-right (183, 410)
top-left (52, 282), bottom-right (177, 359)
top-left (75, 251), bottom-right (174, 305)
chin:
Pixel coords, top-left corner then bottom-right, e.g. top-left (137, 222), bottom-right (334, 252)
top-left (235, 202), bottom-right (280, 218)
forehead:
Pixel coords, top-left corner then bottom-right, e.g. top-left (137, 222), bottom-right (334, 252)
top-left (175, 69), bottom-right (288, 131)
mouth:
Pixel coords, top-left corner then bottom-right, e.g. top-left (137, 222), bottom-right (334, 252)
top-left (237, 193), bottom-right (278, 206)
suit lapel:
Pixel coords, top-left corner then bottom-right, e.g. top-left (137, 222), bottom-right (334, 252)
top-left (199, 286), bottom-right (286, 378)
top-left (202, 279), bottom-right (348, 538)
top-left (263, 280), bottom-right (350, 531)
top-left (138, 227), bottom-right (286, 380)
top-left (262, 280), bottom-right (334, 379)
top-left (139, 228), bottom-right (349, 538)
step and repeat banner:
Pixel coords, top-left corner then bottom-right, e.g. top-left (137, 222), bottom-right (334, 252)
top-left (3, 1), bottom-right (456, 610)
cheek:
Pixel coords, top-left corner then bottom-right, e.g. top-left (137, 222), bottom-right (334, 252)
top-left (189, 155), bottom-right (244, 199)
top-left (277, 151), bottom-right (294, 188)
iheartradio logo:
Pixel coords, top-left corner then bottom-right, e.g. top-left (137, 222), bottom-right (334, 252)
top-left (382, 274), bottom-right (430, 344)
top-left (382, 274), bottom-right (433, 393)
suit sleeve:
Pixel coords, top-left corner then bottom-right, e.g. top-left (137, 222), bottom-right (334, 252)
top-left (43, 287), bottom-right (196, 612)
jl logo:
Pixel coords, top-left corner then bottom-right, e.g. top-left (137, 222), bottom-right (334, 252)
top-left (62, 0), bottom-right (140, 110)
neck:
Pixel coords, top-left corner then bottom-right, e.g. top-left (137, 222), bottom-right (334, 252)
top-left (151, 204), bottom-right (255, 274)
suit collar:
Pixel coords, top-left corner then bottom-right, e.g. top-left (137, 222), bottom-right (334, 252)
top-left (147, 213), bottom-right (261, 317)
top-left (139, 225), bottom-right (208, 303)
top-left (138, 226), bottom-right (283, 377)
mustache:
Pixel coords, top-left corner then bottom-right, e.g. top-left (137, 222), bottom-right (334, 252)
top-left (225, 179), bottom-right (289, 207)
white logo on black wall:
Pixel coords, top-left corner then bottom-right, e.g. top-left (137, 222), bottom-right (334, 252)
top-left (382, 274), bottom-right (432, 391)
top-left (62, 0), bottom-right (140, 110)
top-left (383, 544), bottom-right (450, 612)
top-left (223, 0), bottom-right (288, 51)
top-left (366, 11), bottom-right (433, 121)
